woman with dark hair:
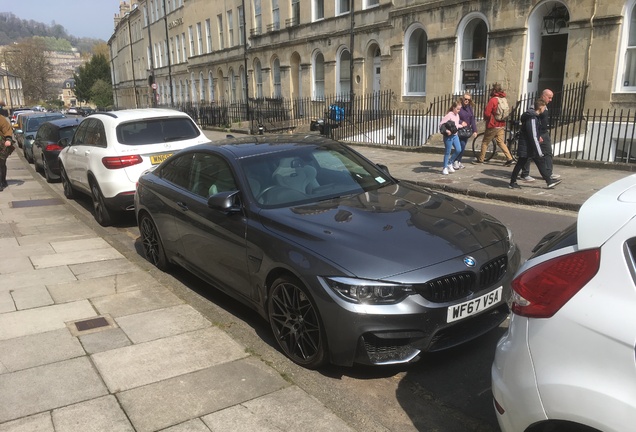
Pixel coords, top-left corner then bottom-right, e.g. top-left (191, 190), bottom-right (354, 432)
top-left (438, 99), bottom-right (466, 175)
top-left (454, 92), bottom-right (478, 169)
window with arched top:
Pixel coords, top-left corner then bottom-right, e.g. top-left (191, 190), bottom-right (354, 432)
top-left (229, 68), bottom-right (236, 101)
top-left (208, 71), bottom-right (215, 101)
top-left (255, 59), bottom-right (263, 99)
top-left (313, 52), bottom-right (325, 100)
top-left (404, 26), bottom-right (427, 95)
top-left (460, 17), bottom-right (488, 91)
top-left (272, 58), bottom-right (281, 98)
top-left (338, 49), bottom-right (351, 99)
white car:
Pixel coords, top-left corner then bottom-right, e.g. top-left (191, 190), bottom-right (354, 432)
top-left (58, 108), bottom-right (209, 226)
top-left (492, 174), bottom-right (636, 432)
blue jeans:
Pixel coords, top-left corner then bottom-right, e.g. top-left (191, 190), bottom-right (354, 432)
top-left (456, 137), bottom-right (469, 163)
top-left (443, 134), bottom-right (462, 167)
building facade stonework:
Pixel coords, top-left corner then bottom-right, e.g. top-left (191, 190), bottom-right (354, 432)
top-left (108, 0), bottom-right (636, 110)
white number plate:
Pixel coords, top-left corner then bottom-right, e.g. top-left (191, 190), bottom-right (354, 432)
top-left (447, 286), bottom-right (503, 323)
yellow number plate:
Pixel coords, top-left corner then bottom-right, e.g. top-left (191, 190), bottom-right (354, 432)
top-left (150, 153), bottom-right (173, 165)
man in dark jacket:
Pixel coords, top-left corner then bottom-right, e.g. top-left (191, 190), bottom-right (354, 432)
top-left (519, 89), bottom-right (560, 182)
top-left (473, 83), bottom-right (514, 165)
top-left (509, 98), bottom-right (561, 189)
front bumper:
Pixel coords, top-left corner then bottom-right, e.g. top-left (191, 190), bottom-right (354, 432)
top-left (317, 244), bottom-right (521, 366)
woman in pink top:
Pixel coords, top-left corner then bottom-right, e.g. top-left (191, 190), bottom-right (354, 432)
top-left (439, 99), bottom-right (466, 175)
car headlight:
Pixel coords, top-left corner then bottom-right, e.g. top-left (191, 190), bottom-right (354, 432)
top-left (323, 277), bottom-right (414, 304)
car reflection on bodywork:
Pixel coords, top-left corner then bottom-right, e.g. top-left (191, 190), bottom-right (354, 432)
top-left (134, 135), bottom-right (520, 368)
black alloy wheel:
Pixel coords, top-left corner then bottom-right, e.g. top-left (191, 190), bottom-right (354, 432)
top-left (60, 165), bottom-right (74, 199)
top-left (90, 181), bottom-right (114, 226)
top-left (139, 213), bottom-right (170, 271)
top-left (268, 276), bottom-right (327, 369)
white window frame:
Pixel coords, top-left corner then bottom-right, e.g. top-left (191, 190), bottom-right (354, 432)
top-left (188, 26), bottom-right (195, 57)
top-left (196, 22), bottom-right (203, 55)
top-left (313, 51), bottom-right (325, 100)
top-left (206, 19), bottom-right (212, 53)
top-left (175, 36), bottom-right (181, 63)
top-left (403, 24), bottom-right (427, 96)
top-left (255, 59), bottom-right (263, 98)
top-left (272, 58), bottom-right (282, 98)
top-left (313, 0), bottom-right (324, 21)
top-left (617, 0), bottom-right (636, 92)
top-left (228, 10), bottom-right (234, 47)
top-left (238, 6), bottom-right (245, 45)
top-left (181, 33), bottom-right (187, 61)
top-left (364, 0), bottom-right (379, 8)
top-left (337, 0), bottom-right (350, 16)
top-left (337, 48), bottom-right (351, 99)
top-left (272, 0), bottom-right (280, 30)
top-left (218, 14), bottom-right (225, 49)
top-left (455, 14), bottom-right (488, 93)
top-left (254, 0), bottom-right (262, 34)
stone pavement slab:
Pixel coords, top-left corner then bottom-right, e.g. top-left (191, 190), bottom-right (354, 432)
top-left (0, 328), bottom-right (84, 372)
top-left (0, 357), bottom-right (108, 423)
top-left (47, 272), bottom-right (156, 303)
top-left (51, 396), bottom-right (134, 432)
top-left (117, 357), bottom-right (288, 432)
top-left (0, 412), bottom-right (53, 432)
top-left (90, 286), bottom-right (183, 318)
top-left (0, 266), bottom-right (77, 291)
top-left (30, 247), bottom-right (124, 269)
top-left (91, 327), bottom-right (248, 392)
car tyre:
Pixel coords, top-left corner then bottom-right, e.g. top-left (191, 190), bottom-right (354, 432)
top-left (60, 165), bottom-right (75, 199)
top-left (24, 147), bottom-right (33, 163)
top-left (268, 276), bottom-right (327, 369)
top-left (138, 213), bottom-right (171, 271)
top-left (90, 180), bottom-right (116, 226)
top-left (43, 158), bottom-right (55, 183)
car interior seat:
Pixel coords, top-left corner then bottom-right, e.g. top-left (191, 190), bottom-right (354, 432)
top-left (272, 157), bottom-right (319, 194)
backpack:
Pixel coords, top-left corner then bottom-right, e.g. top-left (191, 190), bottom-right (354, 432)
top-left (494, 97), bottom-right (510, 121)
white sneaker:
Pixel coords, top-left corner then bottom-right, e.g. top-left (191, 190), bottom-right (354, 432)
top-left (442, 167), bottom-right (449, 175)
top-left (452, 161), bottom-right (460, 170)
top-left (551, 174), bottom-right (561, 179)
top-left (521, 175), bottom-right (535, 182)
top-left (447, 164), bottom-right (455, 173)
top-left (458, 162), bottom-right (466, 169)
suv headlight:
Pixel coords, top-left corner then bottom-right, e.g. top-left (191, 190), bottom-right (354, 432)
top-left (323, 277), bottom-right (413, 304)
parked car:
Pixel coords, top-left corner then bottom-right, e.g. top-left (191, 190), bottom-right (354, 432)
top-left (135, 135), bottom-right (521, 368)
top-left (13, 111), bottom-right (36, 141)
top-left (491, 173), bottom-right (636, 432)
top-left (58, 108), bottom-right (209, 226)
top-left (32, 117), bottom-right (82, 182)
top-left (18, 112), bottom-right (66, 163)
top-left (10, 108), bottom-right (33, 125)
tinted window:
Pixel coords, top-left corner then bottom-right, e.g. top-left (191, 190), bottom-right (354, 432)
top-left (59, 126), bottom-right (78, 142)
top-left (189, 153), bottom-right (237, 197)
top-left (83, 119), bottom-right (106, 147)
top-left (116, 117), bottom-right (200, 145)
top-left (71, 120), bottom-right (91, 145)
top-left (158, 153), bottom-right (194, 190)
top-left (35, 123), bottom-right (51, 141)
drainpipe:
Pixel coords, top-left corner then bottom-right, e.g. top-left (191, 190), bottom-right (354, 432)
top-left (127, 19), bottom-right (139, 108)
top-left (585, 0), bottom-right (598, 86)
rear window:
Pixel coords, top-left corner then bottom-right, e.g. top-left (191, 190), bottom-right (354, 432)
top-left (59, 126), bottom-right (78, 142)
top-left (116, 117), bottom-right (200, 145)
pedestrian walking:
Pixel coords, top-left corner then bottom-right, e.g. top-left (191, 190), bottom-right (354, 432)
top-left (473, 83), bottom-right (514, 166)
top-left (454, 92), bottom-right (478, 170)
top-left (520, 88), bottom-right (561, 182)
top-left (439, 99), bottom-right (466, 175)
top-left (509, 98), bottom-right (561, 189)
top-left (0, 105), bottom-right (15, 191)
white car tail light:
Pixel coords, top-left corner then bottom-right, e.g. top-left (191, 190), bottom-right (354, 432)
top-left (511, 248), bottom-right (600, 318)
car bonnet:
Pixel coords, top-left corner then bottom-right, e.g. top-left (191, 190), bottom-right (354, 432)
top-left (257, 182), bottom-right (510, 279)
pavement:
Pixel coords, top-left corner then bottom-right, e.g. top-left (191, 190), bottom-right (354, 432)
top-left (0, 136), bottom-right (633, 432)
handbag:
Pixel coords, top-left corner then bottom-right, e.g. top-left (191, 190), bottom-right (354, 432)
top-left (457, 125), bottom-right (473, 139)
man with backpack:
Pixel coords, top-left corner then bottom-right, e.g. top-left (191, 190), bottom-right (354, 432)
top-left (472, 83), bottom-right (515, 166)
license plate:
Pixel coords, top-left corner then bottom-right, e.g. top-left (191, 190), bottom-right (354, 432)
top-left (447, 286), bottom-right (503, 323)
top-left (150, 153), bottom-right (173, 165)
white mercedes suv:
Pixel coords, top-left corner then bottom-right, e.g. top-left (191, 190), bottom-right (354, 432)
top-left (58, 108), bottom-right (209, 226)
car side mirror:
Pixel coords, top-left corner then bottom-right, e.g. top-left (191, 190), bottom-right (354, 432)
top-left (207, 190), bottom-right (241, 213)
top-left (15, 129), bottom-right (23, 134)
top-left (377, 163), bottom-right (390, 175)
top-left (59, 138), bottom-right (69, 147)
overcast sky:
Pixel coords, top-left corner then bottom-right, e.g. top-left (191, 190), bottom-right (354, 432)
top-left (3, 0), bottom-right (122, 40)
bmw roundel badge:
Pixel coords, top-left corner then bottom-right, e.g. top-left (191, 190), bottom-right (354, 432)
top-left (463, 256), bottom-right (476, 267)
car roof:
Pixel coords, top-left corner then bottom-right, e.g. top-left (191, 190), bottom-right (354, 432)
top-left (42, 118), bottom-right (82, 128)
top-left (190, 134), bottom-right (341, 159)
top-left (91, 108), bottom-right (192, 122)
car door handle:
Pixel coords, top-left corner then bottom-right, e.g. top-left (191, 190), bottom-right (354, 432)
top-left (84, 150), bottom-right (91, 156)
top-left (176, 201), bottom-right (188, 211)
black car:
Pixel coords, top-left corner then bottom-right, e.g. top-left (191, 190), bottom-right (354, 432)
top-left (18, 113), bottom-right (66, 163)
top-left (135, 135), bottom-right (520, 368)
top-left (32, 117), bottom-right (81, 182)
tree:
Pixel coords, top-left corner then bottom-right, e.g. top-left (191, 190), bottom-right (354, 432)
top-left (4, 38), bottom-right (55, 104)
top-left (91, 79), bottom-right (114, 108)
top-left (73, 53), bottom-right (112, 105)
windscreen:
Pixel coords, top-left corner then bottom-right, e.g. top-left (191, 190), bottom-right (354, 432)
top-left (116, 117), bottom-right (200, 145)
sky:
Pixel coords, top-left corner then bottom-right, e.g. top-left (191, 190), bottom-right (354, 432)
top-left (2, 0), bottom-right (122, 41)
